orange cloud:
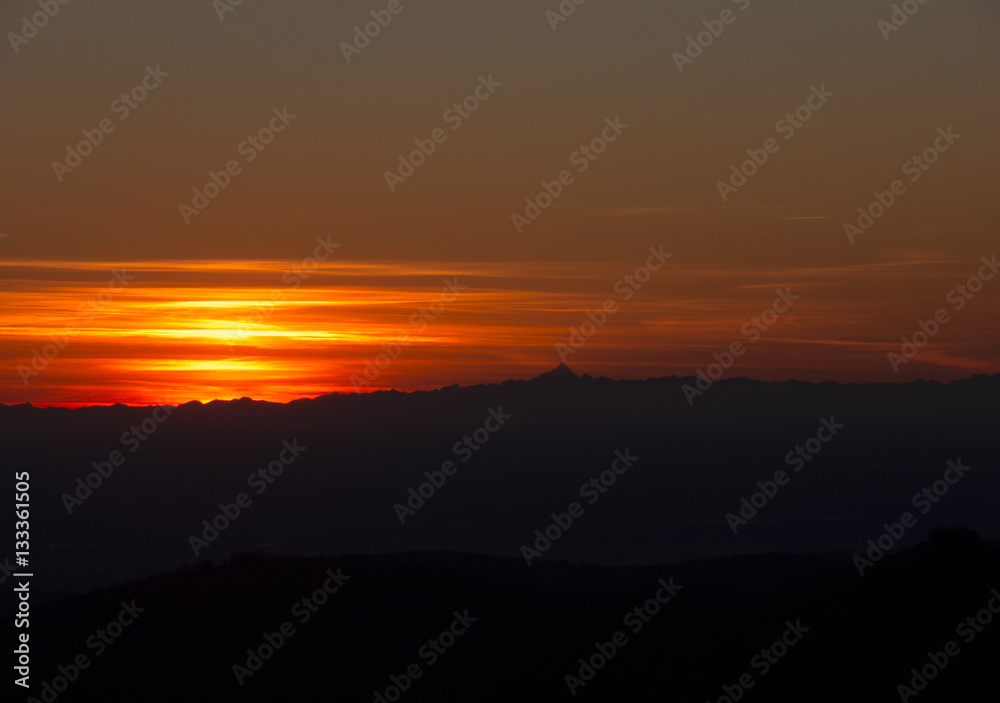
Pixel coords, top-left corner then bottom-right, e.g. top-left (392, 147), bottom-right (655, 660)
top-left (0, 256), bottom-right (996, 406)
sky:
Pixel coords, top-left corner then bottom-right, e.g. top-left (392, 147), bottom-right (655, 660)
top-left (1, 0), bottom-right (998, 405)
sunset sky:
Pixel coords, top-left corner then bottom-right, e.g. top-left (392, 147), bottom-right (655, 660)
top-left (2, 0), bottom-right (998, 405)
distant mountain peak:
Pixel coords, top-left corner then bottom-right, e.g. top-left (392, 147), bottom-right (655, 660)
top-left (533, 363), bottom-right (578, 381)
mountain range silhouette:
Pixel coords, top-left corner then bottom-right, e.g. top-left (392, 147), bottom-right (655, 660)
top-left (2, 369), bottom-right (997, 700)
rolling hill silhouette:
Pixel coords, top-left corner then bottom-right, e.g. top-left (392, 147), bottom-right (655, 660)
top-left (9, 530), bottom-right (999, 702)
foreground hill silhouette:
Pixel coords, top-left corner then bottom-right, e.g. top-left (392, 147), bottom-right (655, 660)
top-left (9, 530), bottom-right (999, 702)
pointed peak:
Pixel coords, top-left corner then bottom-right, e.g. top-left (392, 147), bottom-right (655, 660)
top-left (532, 363), bottom-right (579, 381)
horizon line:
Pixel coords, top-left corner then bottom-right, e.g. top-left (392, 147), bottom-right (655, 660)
top-left (5, 367), bottom-right (996, 410)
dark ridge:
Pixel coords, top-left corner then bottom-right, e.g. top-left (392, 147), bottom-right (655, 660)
top-left (12, 531), bottom-right (999, 702)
